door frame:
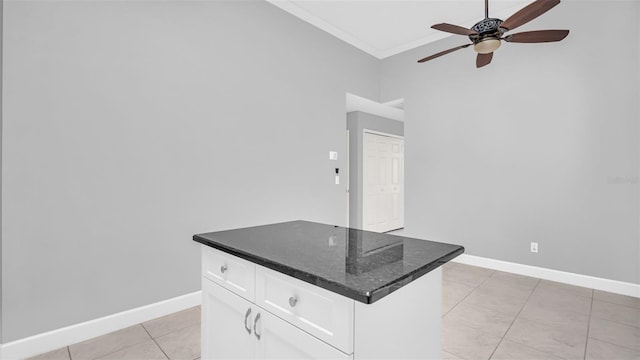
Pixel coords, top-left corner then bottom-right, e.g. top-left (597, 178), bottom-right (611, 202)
top-left (363, 129), bottom-right (404, 140)
top-left (346, 129), bottom-right (350, 228)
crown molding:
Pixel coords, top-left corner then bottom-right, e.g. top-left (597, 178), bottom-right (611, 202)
top-left (266, 0), bottom-right (384, 59)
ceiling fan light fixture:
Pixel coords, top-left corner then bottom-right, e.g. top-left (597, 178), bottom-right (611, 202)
top-left (473, 38), bottom-right (501, 54)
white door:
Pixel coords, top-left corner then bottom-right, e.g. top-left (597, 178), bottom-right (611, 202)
top-left (202, 279), bottom-right (255, 360)
top-left (254, 309), bottom-right (352, 360)
top-left (363, 132), bottom-right (404, 233)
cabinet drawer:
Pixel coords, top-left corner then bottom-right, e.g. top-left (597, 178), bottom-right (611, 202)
top-left (202, 246), bottom-right (255, 302)
top-left (255, 265), bottom-right (354, 354)
top-left (256, 308), bottom-right (352, 360)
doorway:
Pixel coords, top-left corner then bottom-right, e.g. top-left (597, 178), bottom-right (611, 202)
top-left (345, 93), bottom-right (405, 232)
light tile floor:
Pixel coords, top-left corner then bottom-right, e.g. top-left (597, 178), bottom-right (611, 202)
top-left (28, 263), bottom-right (640, 360)
top-left (441, 262), bottom-right (640, 360)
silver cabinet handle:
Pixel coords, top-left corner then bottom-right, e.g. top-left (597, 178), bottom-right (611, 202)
top-left (220, 265), bottom-right (227, 274)
top-left (244, 308), bottom-right (252, 334)
top-left (253, 312), bottom-right (261, 340)
top-left (288, 296), bottom-right (298, 307)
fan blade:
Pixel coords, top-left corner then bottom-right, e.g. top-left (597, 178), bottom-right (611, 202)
top-left (476, 52), bottom-right (493, 68)
top-left (417, 44), bottom-right (472, 63)
top-left (500, 0), bottom-right (561, 31)
top-left (504, 29), bottom-right (569, 43)
top-left (431, 23), bottom-right (477, 36)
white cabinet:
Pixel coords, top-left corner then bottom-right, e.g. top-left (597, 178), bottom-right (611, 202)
top-left (201, 247), bottom-right (352, 360)
top-left (201, 246), bottom-right (441, 360)
top-left (203, 279), bottom-right (350, 360)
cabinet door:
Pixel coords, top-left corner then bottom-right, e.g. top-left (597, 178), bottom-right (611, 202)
top-left (202, 279), bottom-right (255, 360)
top-left (254, 310), bottom-right (352, 360)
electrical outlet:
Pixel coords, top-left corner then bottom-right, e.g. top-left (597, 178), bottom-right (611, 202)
top-left (530, 242), bottom-right (539, 253)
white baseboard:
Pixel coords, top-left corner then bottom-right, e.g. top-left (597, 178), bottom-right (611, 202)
top-left (453, 254), bottom-right (640, 298)
top-left (0, 291), bottom-right (202, 360)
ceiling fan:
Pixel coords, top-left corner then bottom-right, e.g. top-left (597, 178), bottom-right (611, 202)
top-left (417, 0), bottom-right (569, 68)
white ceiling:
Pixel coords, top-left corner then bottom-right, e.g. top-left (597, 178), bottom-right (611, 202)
top-left (266, 0), bottom-right (533, 59)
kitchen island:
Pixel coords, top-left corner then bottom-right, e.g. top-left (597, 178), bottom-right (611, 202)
top-left (193, 220), bottom-right (464, 360)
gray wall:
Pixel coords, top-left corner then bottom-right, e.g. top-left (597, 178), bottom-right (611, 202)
top-left (0, 0), bottom-right (3, 343)
top-left (346, 111), bottom-right (404, 229)
top-left (380, 0), bottom-right (639, 283)
top-left (1, 1), bottom-right (380, 341)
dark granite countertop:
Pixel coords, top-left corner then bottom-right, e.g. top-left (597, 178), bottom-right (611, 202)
top-left (193, 220), bottom-right (464, 304)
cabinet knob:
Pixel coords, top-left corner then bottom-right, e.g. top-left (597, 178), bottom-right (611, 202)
top-left (220, 265), bottom-right (227, 274)
top-left (289, 296), bottom-right (298, 307)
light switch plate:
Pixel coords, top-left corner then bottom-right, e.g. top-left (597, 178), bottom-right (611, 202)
top-left (329, 151), bottom-right (338, 160)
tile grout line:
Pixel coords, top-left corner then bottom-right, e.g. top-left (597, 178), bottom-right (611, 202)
top-left (440, 268), bottom-right (495, 359)
top-left (589, 313), bottom-right (640, 330)
top-left (592, 289), bottom-right (640, 308)
top-left (500, 314), bottom-right (595, 360)
top-left (583, 289), bottom-right (595, 360)
top-left (103, 329), bottom-right (154, 360)
top-left (442, 269), bottom-right (496, 317)
top-left (64, 326), bottom-right (151, 360)
top-left (587, 335), bottom-right (640, 353)
top-left (492, 281), bottom-right (598, 360)
top-left (486, 278), bottom-right (540, 360)
top-left (141, 323), bottom-right (171, 360)
top-left (586, 300), bottom-right (640, 353)
top-left (593, 298), bottom-right (640, 312)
